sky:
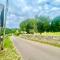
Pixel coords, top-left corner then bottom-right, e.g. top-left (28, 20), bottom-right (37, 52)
top-left (0, 0), bottom-right (60, 28)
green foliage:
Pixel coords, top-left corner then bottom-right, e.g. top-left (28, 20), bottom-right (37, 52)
top-left (20, 18), bottom-right (37, 34)
top-left (5, 28), bottom-right (12, 34)
top-left (14, 30), bottom-right (20, 36)
top-left (4, 36), bottom-right (13, 48)
top-left (20, 20), bottom-right (28, 31)
top-left (37, 20), bottom-right (44, 33)
top-left (20, 16), bottom-right (50, 33)
top-left (5, 28), bottom-right (19, 35)
top-left (1, 36), bottom-right (21, 60)
top-left (0, 15), bottom-right (60, 35)
top-left (19, 16), bottom-right (60, 33)
top-left (0, 28), bottom-right (4, 36)
top-left (37, 16), bottom-right (50, 33)
top-left (51, 16), bottom-right (60, 32)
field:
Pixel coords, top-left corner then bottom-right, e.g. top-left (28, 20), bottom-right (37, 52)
top-left (0, 36), bottom-right (21, 60)
top-left (41, 32), bottom-right (60, 36)
top-left (20, 32), bottom-right (60, 47)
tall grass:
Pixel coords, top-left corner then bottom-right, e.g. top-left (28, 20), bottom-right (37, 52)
top-left (42, 32), bottom-right (60, 36)
top-left (0, 36), bottom-right (20, 60)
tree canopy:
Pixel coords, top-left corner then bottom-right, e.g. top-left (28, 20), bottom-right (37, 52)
top-left (19, 16), bottom-right (60, 34)
top-left (51, 16), bottom-right (60, 32)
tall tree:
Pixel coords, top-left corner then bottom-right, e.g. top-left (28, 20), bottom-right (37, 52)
top-left (20, 18), bottom-right (37, 33)
top-left (37, 16), bottom-right (50, 32)
top-left (51, 16), bottom-right (60, 32)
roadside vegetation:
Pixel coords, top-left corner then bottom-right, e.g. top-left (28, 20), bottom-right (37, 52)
top-left (19, 16), bottom-right (60, 34)
top-left (20, 33), bottom-right (60, 47)
top-left (18, 15), bottom-right (60, 47)
top-left (0, 36), bottom-right (21, 60)
top-left (2, 15), bottom-right (60, 48)
top-left (4, 15), bottom-right (60, 35)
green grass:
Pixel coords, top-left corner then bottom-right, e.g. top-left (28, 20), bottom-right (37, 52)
top-left (0, 36), bottom-right (21, 60)
top-left (42, 32), bottom-right (60, 36)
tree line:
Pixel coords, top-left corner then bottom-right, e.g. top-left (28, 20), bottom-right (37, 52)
top-left (0, 28), bottom-right (18, 35)
top-left (1, 15), bottom-right (60, 35)
top-left (20, 16), bottom-right (60, 34)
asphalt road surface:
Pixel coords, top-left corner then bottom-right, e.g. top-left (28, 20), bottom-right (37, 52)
top-left (12, 36), bottom-right (60, 60)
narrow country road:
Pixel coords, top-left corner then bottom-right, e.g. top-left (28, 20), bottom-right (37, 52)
top-left (12, 36), bottom-right (60, 60)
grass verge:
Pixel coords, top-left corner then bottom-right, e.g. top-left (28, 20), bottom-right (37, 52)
top-left (0, 36), bottom-right (21, 60)
top-left (42, 32), bottom-right (60, 36)
top-left (32, 39), bottom-right (60, 47)
top-left (20, 34), bottom-right (60, 47)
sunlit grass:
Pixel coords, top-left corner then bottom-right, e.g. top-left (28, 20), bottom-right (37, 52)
top-left (0, 36), bottom-right (21, 60)
top-left (42, 32), bottom-right (60, 36)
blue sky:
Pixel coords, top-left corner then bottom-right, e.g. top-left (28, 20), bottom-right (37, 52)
top-left (0, 0), bottom-right (60, 28)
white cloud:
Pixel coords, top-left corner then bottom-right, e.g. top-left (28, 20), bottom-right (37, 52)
top-left (0, 0), bottom-right (60, 28)
top-left (51, 0), bottom-right (60, 7)
top-left (54, 0), bottom-right (60, 3)
top-left (22, 6), bottom-right (32, 13)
